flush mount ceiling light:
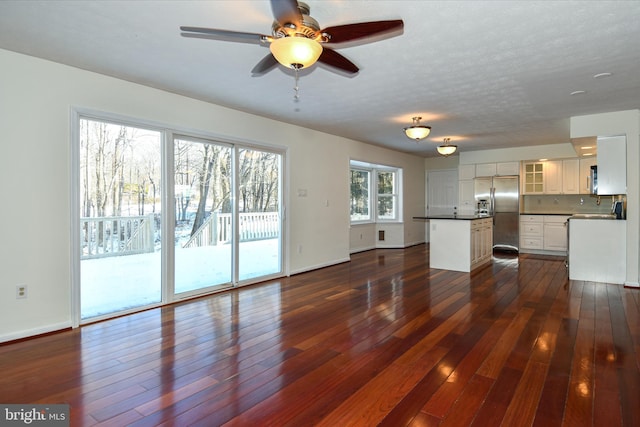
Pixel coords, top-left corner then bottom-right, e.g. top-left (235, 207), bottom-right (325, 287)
top-left (437, 137), bottom-right (457, 156)
top-left (404, 117), bottom-right (432, 141)
top-left (269, 36), bottom-right (323, 70)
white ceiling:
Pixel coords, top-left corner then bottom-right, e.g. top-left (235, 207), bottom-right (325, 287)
top-left (1, 0), bottom-right (639, 157)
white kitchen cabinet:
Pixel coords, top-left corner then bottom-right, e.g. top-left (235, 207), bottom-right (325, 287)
top-left (430, 218), bottom-right (493, 272)
top-left (458, 179), bottom-right (475, 215)
top-left (543, 215), bottom-right (569, 251)
top-left (579, 156), bottom-right (597, 194)
top-left (597, 136), bottom-right (626, 195)
top-left (522, 159), bottom-right (581, 195)
top-left (562, 159), bottom-right (580, 194)
top-left (544, 160), bottom-right (563, 194)
top-left (520, 215), bottom-right (543, 250)
top-left (496, 162), bottom-right (520, 176)
top-left (520, 215), bottom-right (569, 254)
top-left (458, 164), bottom-right (476, 180)
top-left (475, 163), bottom-right (497, 177)
top-left (471, 218), bottom-right (493, 270)
top-left (523, 162), bottom-right (544, 194)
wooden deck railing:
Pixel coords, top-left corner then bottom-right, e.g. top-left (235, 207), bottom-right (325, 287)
top-left (182, 212), bottom-right (279, 249)
top-left (81, 214), bottom-right (155, 259)
top-left (81, 212), bottom-right (279, 258)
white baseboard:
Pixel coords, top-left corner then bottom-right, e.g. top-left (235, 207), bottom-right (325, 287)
top-left (0, 321), bottom-right (72, 344)
top-left (350, 240), bottom-right (425, 254)
top-left (624, 281), bottom-right (640, 288)
top-left (289, 257), bottom-right (351, 276)
top-left (350, 245), bottom-right (376, 254)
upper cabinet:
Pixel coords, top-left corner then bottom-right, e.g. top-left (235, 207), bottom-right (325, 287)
top-left (464, 162), bottom-right (520, 178)
top-left (458, 164), bottom-right (476, 180)
top-left (523, 162), bottom-right (544, 194)
top-left (579, 157), bottom-right (597, 194)
top-left (496, 162), bottom-right (520, 176)
top-left (522, 158), bottom-right (586, 195)
top-left (597, 136), bottom-right (626, 195)
top-left (475, 163), bottom-right (497, 177)
top-left (562, 159), bottom-right (580, 194)
top-left (544, 160), bottom-right (563, 194)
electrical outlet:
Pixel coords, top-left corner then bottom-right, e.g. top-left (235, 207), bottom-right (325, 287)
top-left (16, 285), bottom-right (27, 299)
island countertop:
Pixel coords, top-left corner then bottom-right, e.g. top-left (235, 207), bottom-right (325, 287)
top-left (413, 215), bottom-right (493, 221)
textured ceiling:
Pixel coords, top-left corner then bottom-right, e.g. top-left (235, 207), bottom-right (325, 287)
top-left (1, 0), bottom-right (639, 157)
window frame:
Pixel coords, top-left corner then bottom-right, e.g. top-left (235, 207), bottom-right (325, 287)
top-left (349, 160), bottom-right (402, 224)
top-left (349, 167), bottom-right (371, 223)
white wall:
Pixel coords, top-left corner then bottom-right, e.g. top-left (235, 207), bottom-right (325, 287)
top-left (0, 49), bottom-right (425, 341)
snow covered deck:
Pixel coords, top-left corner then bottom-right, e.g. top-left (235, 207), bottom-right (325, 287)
top-left (81, 238), bottom-right (279, 319)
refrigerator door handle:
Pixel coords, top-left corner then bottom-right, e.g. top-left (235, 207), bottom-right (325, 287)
top-left (490, 187), bottom-right (496, 215)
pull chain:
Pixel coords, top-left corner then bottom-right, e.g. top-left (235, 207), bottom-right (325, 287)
top-left (293, 67), bottom-right (300, 102)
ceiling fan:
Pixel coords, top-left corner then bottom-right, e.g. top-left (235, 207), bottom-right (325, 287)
top-left (180, 0), bottom-right (404, 76)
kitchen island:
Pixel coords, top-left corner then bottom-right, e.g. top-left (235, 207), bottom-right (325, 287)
top-left (568, 215), bottom-right (626, 284)
top-left (414, 215), bottom-right (493, 272)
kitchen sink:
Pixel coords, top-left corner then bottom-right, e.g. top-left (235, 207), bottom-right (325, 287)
top-left (570, 213), bottom-right (616, 219)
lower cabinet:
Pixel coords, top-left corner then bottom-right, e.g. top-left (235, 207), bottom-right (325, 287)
top-left (520, 215), bottom-right (569, 254)
top-left (543, 216), bottom-right (569, 251)
top-left (471, 218), bottom-right (493, 270)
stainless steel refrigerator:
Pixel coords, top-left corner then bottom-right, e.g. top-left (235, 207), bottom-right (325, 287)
top-left (474, 175), bottom-right (520, 252)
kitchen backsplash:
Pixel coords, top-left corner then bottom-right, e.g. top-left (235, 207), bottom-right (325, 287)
top-left (522, 194), bottom-right (623, 214)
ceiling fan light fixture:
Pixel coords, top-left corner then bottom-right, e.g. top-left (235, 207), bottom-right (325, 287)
top-left (270, 36), bottom-right (323, 69)
top-left (437, 138), bottom-right (457, 156)
top-left (404, 116), bottom-right (431, 141)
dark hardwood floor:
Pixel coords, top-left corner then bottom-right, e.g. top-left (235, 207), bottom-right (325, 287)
top-left (1, 244), bottom-right (639, 426)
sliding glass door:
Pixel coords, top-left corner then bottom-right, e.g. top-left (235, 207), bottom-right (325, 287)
top-left (76, 114), bottom-right (284, 322)
top-left (237, 148), bottom-right (282, 281)
top-left (173, 137), bottom-right (233, 295)
top-left (79, 118), bottom-right (162, 319)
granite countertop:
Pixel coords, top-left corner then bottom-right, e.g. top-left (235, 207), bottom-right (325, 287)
top-left (413, 214), bottom-right (493, 220)
top-left (569, 213), bottom-right (618, 220)
top-left (520, 212), bottom-right (574, 215)
top-left (521, 212), bottom-right (622, 220)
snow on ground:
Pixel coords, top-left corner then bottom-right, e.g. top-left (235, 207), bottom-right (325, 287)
top-left (81, 239), bottom-right (279, 319)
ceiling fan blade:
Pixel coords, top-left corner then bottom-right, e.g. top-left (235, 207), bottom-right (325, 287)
top-left (317, 48), bottom-right (359, 74)
top-left (180, 26), bottom-right (268, 44)
top-left (270, 0), bottom-right (302, 26)
top-left (251, 54), bottom-right (279, 76)
top-left (322, 20), bottom-right (404, 44)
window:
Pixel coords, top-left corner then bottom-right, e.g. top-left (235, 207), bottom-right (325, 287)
top-left (350, 168), bottom-right (370, 221)
top-left (350, 161), bottom-right (401, 223)
top-left (377, 170), bottom-right (397, 220)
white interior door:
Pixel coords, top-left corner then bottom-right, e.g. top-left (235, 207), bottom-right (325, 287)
top-left (427, 170), bottom-right (458, 216)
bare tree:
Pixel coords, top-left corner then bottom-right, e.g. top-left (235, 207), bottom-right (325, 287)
top-left (191, 144), bottom-right (218, 235)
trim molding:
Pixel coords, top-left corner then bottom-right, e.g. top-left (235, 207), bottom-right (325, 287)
top-left (0, 322), bottom-right (72, 344)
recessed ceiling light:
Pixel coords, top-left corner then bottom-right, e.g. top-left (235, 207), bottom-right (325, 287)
top-left (594, 72), bottom-right (612, 79)
top-left (581, 146), bottom-right (593, 149)
top-left (582, 153), bottom-right (594, 156)
top-left (570, 90), bottom-right (586, 96)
